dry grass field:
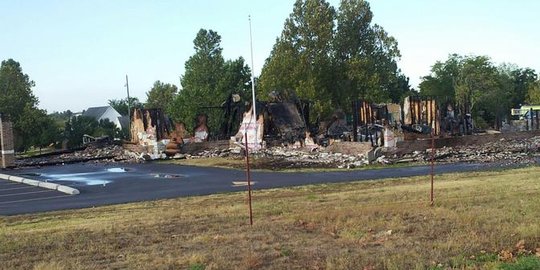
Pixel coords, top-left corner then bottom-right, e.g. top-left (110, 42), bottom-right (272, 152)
top-left (1, 166), bottom-right (540, 269)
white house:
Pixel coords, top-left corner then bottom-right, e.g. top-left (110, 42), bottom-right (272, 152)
top-left (82, 106), bottom-right (124, 129)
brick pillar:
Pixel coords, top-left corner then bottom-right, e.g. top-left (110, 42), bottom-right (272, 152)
top-left (0, 113), bottom-right (15, 168)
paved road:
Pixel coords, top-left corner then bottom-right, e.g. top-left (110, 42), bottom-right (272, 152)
top-left (0, 161), bottom-right (531, 215)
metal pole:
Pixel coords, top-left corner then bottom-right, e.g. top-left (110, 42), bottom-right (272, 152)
top-left (352, 101), bottom-right (358, 142)
top-left (248, 16), bottom-right (257, 135)
top-left (529, 108), bottom-right (534, 130)
top-left (536, 110), bottom-right (540, 130)
top-left (526, 110), bottom-right (530, 131)
top-left (430, 130), bottom-right (435, 206)
top-left (125, 75), bottom-right (131, 141)
top-left (244, 131), bottom-right (253, 226)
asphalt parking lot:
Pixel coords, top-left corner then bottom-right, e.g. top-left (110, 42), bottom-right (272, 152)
top-left (0, 178), bottom-right (70, 211)
top-left (0, 161), bottom-right (532, 216)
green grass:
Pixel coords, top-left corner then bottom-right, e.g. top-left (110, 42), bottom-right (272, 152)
top-left (1, 166), bottom-right (539, 269)
top-left (499, 256), bottom-right (540, 270)
top-left (188, 263), bottom-right (206, 270)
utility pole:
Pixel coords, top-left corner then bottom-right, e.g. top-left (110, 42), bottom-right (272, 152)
top-left (125, 75), bottom-right (131, 141)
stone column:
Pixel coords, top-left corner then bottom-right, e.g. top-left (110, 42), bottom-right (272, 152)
top-left (0, 113), bottom-right (15, 168)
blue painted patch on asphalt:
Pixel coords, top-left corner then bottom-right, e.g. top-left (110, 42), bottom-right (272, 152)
top-left (107, 167), bottom-right (129, 173)
top-left (38, 167), bottom-right (131, 186)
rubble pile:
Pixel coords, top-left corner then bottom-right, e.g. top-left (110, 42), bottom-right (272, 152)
top-left (187, 146), bottom-right (370, 169)
top-left (384, 136), bottom-right (540, 165)
top-left (189, 135), bottom-right (540, 169)
top-left (258, 147), bottom-right (370, 169)
top-left (188, 148), bottom-right (233, 159)
top-left (16, 144), bottom-right (142, 167)
top-left (16, 134), bottom-right (539, 169)
top-left (75, 144), bottom-right (142, 163)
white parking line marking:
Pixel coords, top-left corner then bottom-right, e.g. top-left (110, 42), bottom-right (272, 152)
top-left (232, 181), bottom-right (257, 187)
top-left (0, 182), bottom-right (22, 186)
top-left (0, 186), bottom-right (35, 191)
top-left (0, 190), bottom-right (55, 197)
top-left (0, 194), bottom-right (72, 205)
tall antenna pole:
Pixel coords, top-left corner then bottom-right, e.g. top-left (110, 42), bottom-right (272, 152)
top-left (125, 74), bottom-right (131, 141)
top-left (248, 15), bottom-right (259, 150)
top-left (249, 15), bottom-right (257, 127)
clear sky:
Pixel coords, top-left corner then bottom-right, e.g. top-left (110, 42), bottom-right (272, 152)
top-left (1, 0), bottom-right (539, 113)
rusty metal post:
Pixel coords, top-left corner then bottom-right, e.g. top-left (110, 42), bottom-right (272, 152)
top-left (244, 132), bottom-right (254, 226)
top-left (430, 130), bottom-right (435, 206)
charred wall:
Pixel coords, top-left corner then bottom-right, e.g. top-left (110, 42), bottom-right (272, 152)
top-left (265, 102), bottom-right (307, 143)
top-left (130, 108), bottom-right (176, 144)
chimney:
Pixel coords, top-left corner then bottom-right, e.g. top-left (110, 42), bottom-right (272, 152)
top-left (0, 113), bottom-right (15, 168)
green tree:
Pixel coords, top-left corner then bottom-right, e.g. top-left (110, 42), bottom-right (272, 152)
top-left (108, 97), bottom-right (143, 116)
top-left (219, 57), bottom-right (252, 101)
top-left (388, 73), bottom-right (414, 103)
top-left (49, 110), bottom-right (73, 122)
top-left (181, 29), bottom-right (225, 96)
top-left (0, 59), bottom-right (56, 151)
top-left (172, 29), bottom-right (228, 132)
top-left (335, 0), bottom-right (401, 104)
top-left (259, 0), bottom-right (402, 119)
top-left (260, 0), bottom-right (336, 119)
top-left (64, 116), bottom-right (98, 148)
top-left (527, 79), bottom-right (540, 104)
top-left (419, 54), bottom-right (533, 128)
top-left (419, 54), bottom-right (462, 103)
top-left (0, 59), bottom-right (37, 122)
top-left (63, 116), bottom-right (121, 148)
top-left (145, 81), bottom-right (178, 114)
top-left (169, 30), bottom-right (252, 136)
top-left (171, 89), bottom-right (199, 131)
top-left (474, 60), bottom-right (515, 127)
top-left (16, 105), bottom-right (60, 151)
top-left (510, 68), bottom-right (538, 106)
top-left (454, 56), bottom-right (500, 113)
top-left (37, 118), bottom-right (60, 150)
top-left (95, 119), bottom-right (122, 139)
top-left (258, 38), bottom-right (300, 100)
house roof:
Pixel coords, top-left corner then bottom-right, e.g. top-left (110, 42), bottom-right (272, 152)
top-left (118, 116), bottom-right (130, 130)
top-left (82, 106), bottom-right (111, 120)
